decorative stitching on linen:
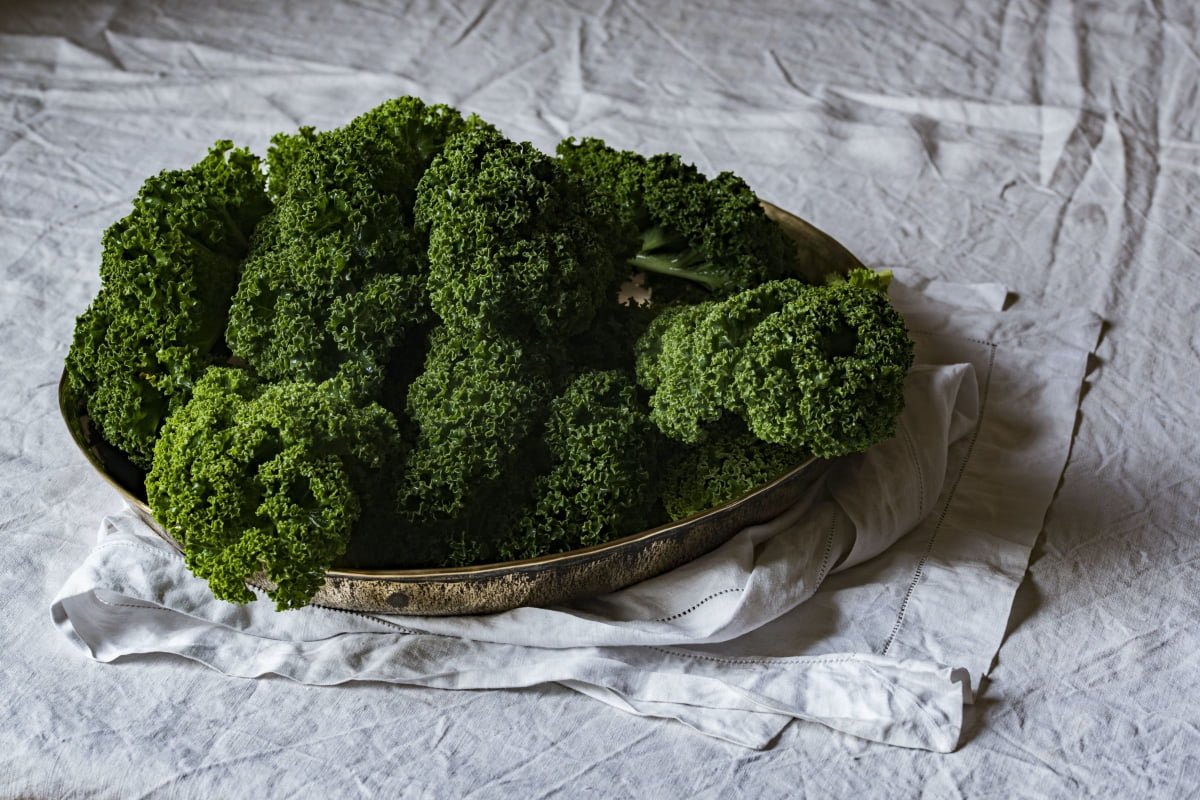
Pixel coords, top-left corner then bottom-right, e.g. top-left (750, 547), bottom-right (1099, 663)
top-left (648, 646), bottom-right (868, 667)
top-left (317, 604), bottom-right (432, 636)
top-left (898, 419), bottom-right (926, 523)
top-left (92, 539), bottom-right (182, 560)
top-left (881, 341), bottom-right (997, 657)
top-left (816, 509), bottom-right (838, 583)
top-left (92, 591), bottom-right (434, 639)
top-left (93, 597), bottom-right (175, 613)
top-left (907, 326), bottom-right (997, 350)
top-left (654, 588), bottom-right (743, 622)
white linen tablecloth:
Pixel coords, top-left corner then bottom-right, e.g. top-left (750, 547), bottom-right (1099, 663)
top-left (4, 0), bottom-right (1199, 795)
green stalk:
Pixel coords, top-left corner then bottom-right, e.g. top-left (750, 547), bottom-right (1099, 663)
top-left (628, 251), bottom-right (723, 291)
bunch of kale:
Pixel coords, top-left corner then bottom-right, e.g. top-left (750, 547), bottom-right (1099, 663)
top-left (66, 97), bottom-right (913, 609)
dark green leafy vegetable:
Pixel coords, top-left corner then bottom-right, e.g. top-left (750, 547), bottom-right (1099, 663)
top-left (556, 136), bottom-right (798, 300)
top-left (227, 97), bottom-right (479, 395)
top-left (397, 326), bottom-right (556, 547)
top-left (660, 424), bottom-right (807, 521)
top-left (68, 96), bottom-right (914, 609)
top-left (416, 126), bottom-right (623, 338)
top-left (65, 142), bottom-right (271, 468)
top-left (145, 367), bottom-right (401, 610)
top-left (395, 125), bottom-right (630, 565)
top-left (635, 270), bottom-right (912, 458)
top-left (634, 280), bottom-right (810, 443)
top-left (499, 370), bottom-right (662, 560)
top-left (734, 277), bottom-right (913, 457)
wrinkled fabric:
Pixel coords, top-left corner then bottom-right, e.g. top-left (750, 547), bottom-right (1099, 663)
top-left (50, 272), bottom-right (1097, 755)
top-left (2, 0), bottom-right (1198, 796)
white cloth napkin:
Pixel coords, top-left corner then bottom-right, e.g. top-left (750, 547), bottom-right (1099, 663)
top-left (51, 272), bottom-right (1100, 752)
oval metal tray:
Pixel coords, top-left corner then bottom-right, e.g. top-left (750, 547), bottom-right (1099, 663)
top-left (60, 202), bottom-right (856, 615)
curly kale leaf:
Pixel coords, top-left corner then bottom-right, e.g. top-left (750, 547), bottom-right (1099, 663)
top-left (634, 280), bottom-right (809, 443)
top-left (636, 271), bottom-right (912, 457)
top-left (65, 141), bottom-right (271, 468)
top-left (227, 97), bottom-right (481, 395)
top-left (416, 126), bottom-right (623, 338)
top-left (228, 213), bottom-right (429, 392)
top-left (660, 425), bottom-right (808, 521)
top-left (556, 137), bottom-right (797, 300)
top-left (734, 277), bottom-right (913, 457)
top-left (145, 367), bottom-right (402, 609)
top-left (266, 97), bottom-right (481, 207)
top-left (264, 125), bottom-right (317, 201)
top-left (499, 370), bottom-right (662, 560)
top-left (394, 323), bottom-right (560, 565)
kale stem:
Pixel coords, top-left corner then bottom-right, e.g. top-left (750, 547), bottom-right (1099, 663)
top-left (628, 251), bottom-right (722, 291)
top-left (639, 224), bottom-right (687, 253)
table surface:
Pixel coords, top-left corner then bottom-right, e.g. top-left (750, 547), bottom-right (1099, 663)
top-left (2, 0), bottom-right (1198, 796)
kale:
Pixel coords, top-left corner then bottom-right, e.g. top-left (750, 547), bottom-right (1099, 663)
top-left (416, 126), bottom-right (623, 338)
top-left (65, 142), bottom-right (271, 468)
top-left (498, 370), bottom-right (662, 560)
top-left (635, 271), bottom-right (913, 458)
top-left (144, 367), bottom-right (401, 609)
top-left (227, 97), bottom-right (479, 396)
top-left (660, 424), bottom-right (807, 521)
top-left (68, 97), bottom-right (914, 609)
top-left (556, 136), bottom-right (799, 301)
